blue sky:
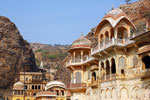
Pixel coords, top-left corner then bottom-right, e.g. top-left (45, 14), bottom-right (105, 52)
top-left (0, 0), bottom-right (137, 44)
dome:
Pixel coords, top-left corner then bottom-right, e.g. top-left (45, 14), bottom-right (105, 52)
top-left (103, 8), bottom-right (127, 20)
top-left (70, 36), bottom-right (91, 51)
top-left (94, 8), bottom-right (136, 37)
top-left (45, 81), bottom-right (66, 91)
top-left (13, 82), bottom-right (24, 90)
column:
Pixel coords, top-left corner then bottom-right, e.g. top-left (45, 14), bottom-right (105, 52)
top-left (73, 51), bottom-right (76, 63)
top-left (110, 60), bottom-right (112, 79)
top-left (99, 61), bottom-right (101, 80)
top-left (81, 50), bottom-right (83, 62)
top-left (104, 62), bottom-right (106, 80)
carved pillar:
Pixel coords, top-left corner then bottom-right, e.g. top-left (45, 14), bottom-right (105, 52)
top-left (99, 61), bottom-right (101, 80)
top-left (104, 62), bottom-right (106, 80)
top-left (73, 51), bottom-right (76, 62)
top-left (110, 60), bottom-right (112, 79)
top-left (81, 50), bottom-right (83, 62)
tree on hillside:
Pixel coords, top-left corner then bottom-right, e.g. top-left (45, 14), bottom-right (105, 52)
top-left (125, 0), bottom-right (131, 4)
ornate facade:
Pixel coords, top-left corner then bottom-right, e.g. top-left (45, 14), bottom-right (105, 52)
top-left (12, 72), bottom-right (48, 100)
top-left (66, 8), bottom-right (150, 100)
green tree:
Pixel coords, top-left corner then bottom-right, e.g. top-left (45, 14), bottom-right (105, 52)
top-left (125, 0), bottom-right (131, 4)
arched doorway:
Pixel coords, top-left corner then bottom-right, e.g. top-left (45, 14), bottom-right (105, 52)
top-left (142, 56), bottom-right (150, 69)
top-left (75, 72), bottom-right (81, 83)
top-left (111, 58), bottom-right (116, 74)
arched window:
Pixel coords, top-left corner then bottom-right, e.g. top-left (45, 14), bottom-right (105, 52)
top-left (32, 85), bottom-right (34, 89)
top-left (106, 60), bottom-right (110, 75)
top-left (142, 56), bottom-right (150, 69)
top-left (101, 62), bottom-right (105, 78)
top-left (38, 85), bottom-right (41, 90)
top-left (111, 58), bottom-right (116, 74)
top-left (92, 72), bottom-right (96, 81)
top-left (75, 72), bottom-right (81, 83)
top-left (105, 31), bottom-right (109, 42)
top-left (119, 57), bottom-right (126, 75)
top-left (100, 34), bottom-right (104, 43)
top-left (117, 27), bottom-right (128, 39)
top-left (61, 90), bottom-right (64, 96)
top-left (35, 85), bottom-right (37, 89)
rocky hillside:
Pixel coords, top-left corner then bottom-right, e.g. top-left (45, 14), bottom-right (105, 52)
top-left (56, 0), bottom-right (150, 85)
top-left (0, 16), bottom-right (38, 89)
top-left (30, 43), bottom-right (70, 71)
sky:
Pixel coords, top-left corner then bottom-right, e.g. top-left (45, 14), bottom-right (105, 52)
top-left (0, 0), bottom-right (138, 45)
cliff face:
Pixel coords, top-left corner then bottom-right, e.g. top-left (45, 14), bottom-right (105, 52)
top-left (57, 0), bottom-right (150, 85)
top-left (0, 16), bottom-right (38, 89)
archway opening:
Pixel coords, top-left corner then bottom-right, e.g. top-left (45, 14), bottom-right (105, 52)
top-left (105, 31), bottom-right (109, 42)
top-left (100, 34), bottom-right (104, 46)
top-left (111, 58), bottom-right (116, 74)
top-left (117, 27), bottom-right (128, 39)
top-left (142, 56), bottom-right (150, 69)
top-left (106, 60), bottom-right (110, 76)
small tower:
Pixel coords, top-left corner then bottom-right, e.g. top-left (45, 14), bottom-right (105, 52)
top-left (66, 34), bottom-right (91, 93)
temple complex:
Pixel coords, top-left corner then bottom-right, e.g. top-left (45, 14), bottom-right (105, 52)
top-left (66, 8), bottom-right (150, 100)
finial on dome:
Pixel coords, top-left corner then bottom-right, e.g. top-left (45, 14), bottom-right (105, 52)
top-left (107, 9), bottom-right (109, 13)
top-left (111, 4), bottom-right (114, 10)
top-left (81, 32), bottom-right (83, 37)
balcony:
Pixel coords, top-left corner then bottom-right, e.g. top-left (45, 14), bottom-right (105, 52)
top-left (100, 74), bottom-right (118, 82)
top-left (91, 38), bottom-right (133, 55)
top-left (66, 56), bottom-right (95, 67)
top-left (67, 83), bottom-right (86, 92)
top-left (66, 59), bottom-right (82, 67)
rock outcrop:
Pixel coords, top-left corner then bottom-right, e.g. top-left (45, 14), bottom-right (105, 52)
top-left (0, 16), bottom-right (38, 89)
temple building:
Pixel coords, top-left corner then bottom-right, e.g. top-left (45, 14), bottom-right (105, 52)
top-left (12, 72), bottom-right (71, 100)
top-left (35, 81), bottom-right (71, 100)
top-left (66, 8), bottom-right (150, 100)
top-left (12, 72), bottom-right (48, 100)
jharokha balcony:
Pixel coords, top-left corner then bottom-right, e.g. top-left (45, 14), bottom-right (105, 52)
top-left (66, 56), bottom-right (95, 67)
top-left (67, 83), bottom-right (86, 92)
top-left (91, 38), bottom-right (133, 55)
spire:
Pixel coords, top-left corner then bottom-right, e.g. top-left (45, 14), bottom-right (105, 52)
top-left (111, 4), bottom-right (114, 10)
top-left (81, 32), bottom-right (83, 37)
top-left (40, 61), bottom-right (44, 69)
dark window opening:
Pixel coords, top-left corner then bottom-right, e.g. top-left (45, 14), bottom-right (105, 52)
top-left (25, 85), bottom-right (28, 90)
top-left (111, 58), bottom-right (116, 74)
top-left (121, 69), bottom-right (124, 75)
top-left (32, 85), bottom-right (34, 89)
top-left (142, 56), bottom-right (150, 69)
top-left (35, 85), bottom-right (37, 90)
top-left (92, 72), bottom-right (96, 81)
top-left (56, 90), bottom-right (59, 96)
top-left (61, 90), bottom-right (64, 96)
